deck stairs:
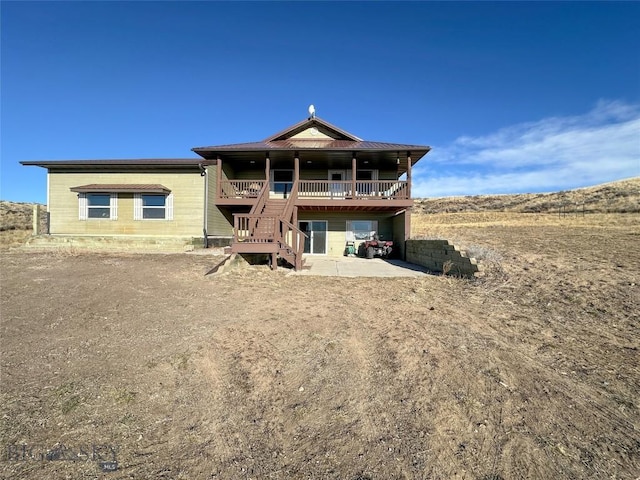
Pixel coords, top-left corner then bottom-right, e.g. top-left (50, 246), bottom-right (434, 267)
top-left (231, 185), bottom-right (306, 270)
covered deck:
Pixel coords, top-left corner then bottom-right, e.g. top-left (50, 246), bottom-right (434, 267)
top-left (213, 150), bottom-right (415, 209)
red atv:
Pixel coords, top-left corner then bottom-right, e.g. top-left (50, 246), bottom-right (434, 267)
top-left (360, 235), bottom-right (393, 259)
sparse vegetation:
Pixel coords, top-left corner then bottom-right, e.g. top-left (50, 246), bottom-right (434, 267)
top-left (0, 200), bottom-right (46, 247)
top-left (414, 177), bottom-right (640, 214)
top-left (1, 179), bottom-right (639, 478)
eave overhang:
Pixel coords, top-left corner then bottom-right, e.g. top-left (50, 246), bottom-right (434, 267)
top-left (20, 158), bottom-right (211, 169)
top-left (191, 116), bottom-right (430, 172)
top-left (70, 184), bottom-right (171, 194)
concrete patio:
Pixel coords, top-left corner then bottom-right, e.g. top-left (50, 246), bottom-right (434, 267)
top-left (290, 256), bottom-right (429, 277)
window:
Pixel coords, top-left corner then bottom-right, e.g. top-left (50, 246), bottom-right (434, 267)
top-left (87, 194), bottom-right (110, 218)
top-left (134, 193), bottom-right (173, 220)
top-left (79, 193), bottom-right (117, 220)
top-left (346, 220), bottom-right (378, 241)
top-left (271, 170), bottom-right (294, 195)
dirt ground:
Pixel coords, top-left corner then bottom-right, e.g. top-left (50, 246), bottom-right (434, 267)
top-left (1, 213), bottom-right (638, 479)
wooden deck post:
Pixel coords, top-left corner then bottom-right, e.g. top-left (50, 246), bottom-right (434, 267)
top-left (406, 152), bottom-right (412, 198)
top-left (265, 153), bottom-right (270, 182)
top-left (293, 154), bottom-right (299, 230)
top-left (351, 154), bottom-right (357, 198)
top-left (216, 156), bottom-right (222, 199)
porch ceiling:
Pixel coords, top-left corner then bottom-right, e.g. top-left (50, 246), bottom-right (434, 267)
top-left (211, 150), bottom-right (421, 174)
top-left (297, 203), bottom-right (409, 213)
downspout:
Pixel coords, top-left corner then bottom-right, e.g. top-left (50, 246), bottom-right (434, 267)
top-left (200, 162), bottom-right (208, 248)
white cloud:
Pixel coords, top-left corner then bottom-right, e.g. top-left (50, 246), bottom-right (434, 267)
top-left (413, 100), bottom-right (640, 197)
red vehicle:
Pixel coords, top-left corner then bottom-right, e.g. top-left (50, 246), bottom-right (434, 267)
top-left (359, 235), bottom-right (393, 259)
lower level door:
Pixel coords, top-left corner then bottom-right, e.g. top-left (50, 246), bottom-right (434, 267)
top-left (299, 220), bottom-right (327, 254)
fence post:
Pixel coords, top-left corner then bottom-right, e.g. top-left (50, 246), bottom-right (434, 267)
top-left (32, 205), bottom-right (40, 235)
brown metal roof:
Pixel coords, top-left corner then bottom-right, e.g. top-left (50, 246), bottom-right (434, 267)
top-left (20, 117), bottom-right (431, 172)
top-left (70, 184), bottom-right (171, 193)
top-left (192, 139), bottom-right (431, 152)
top-left (192, 116), bottom-right (431, 164)
top-left (21, 158), bottom-right (210, 168)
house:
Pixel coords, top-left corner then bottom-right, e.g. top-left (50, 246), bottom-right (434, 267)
top-left (21, 116), bottom-right (431, 269)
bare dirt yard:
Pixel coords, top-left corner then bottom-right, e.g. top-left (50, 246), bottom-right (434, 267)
top-left (1, 211), bottom-right (639, 478)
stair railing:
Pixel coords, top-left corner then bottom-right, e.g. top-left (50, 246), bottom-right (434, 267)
top-left (249, 182), bottom-right (270, 215)
top-left (279, 218), bottom-right (307, 270)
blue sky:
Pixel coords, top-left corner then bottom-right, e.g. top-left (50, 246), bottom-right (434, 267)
top-left (2, 1), bottom-right (639, 203)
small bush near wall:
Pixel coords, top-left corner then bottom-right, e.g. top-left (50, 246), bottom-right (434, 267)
top-left (406, 239), bottom-right (481, 278)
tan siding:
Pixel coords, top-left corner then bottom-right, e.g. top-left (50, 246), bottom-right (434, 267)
top-left (290, 127), bottom-right (334, 140)
top-left (298, 169), bottom-right (398, 181)
top-left (297, 211), bottom-right (394, 257)
top-left (392, 211), bottom-right (407, 259)
top-left (299, 169), bottom-right (327, 180)
top-left (235, 168), bottom-right (266, 180)
top-left (49, 171), bottom-right (204, 236)
top-left (206, 167), bottom-right (233, 236)
top-left (378, 170), bottom-right (398, 180)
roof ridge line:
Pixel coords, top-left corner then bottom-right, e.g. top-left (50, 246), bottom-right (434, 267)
top-left (263, 116), bottom-right (362, 142)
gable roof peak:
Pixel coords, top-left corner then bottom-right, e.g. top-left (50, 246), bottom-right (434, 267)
top-left (264, 117), bottom-right (362, 143)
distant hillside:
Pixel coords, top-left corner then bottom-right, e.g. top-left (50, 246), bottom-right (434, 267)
top-left (0, 201), bottom-right (45, 231)
top-left (2, 178), bottom-right (638, 233)
top-left (414, 178), bottom-right (640, 214)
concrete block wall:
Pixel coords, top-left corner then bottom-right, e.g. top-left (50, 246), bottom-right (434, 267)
top-left (25, 235), bottom-right (201, 252)
top-left (406, 239), bottom-right (481, 278)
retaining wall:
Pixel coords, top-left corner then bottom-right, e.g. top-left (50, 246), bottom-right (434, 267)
top-left (406, 239), bottom-right (481, 278)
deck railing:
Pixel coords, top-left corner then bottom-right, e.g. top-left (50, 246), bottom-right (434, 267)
top-left (233, 214), bottom-right (277, 243)
top-left (279, 219), bottom-right (306, 270)
top-left (232, 213), bottom-right (307, 269)
top-left (220, 179), bottom-right (409, 200)
top-left (249, 182), bottom-right (269, 215)
top-left (297, 180), bottom-right (408, 199)
top-left (220, 180), bottom-right (266, 199)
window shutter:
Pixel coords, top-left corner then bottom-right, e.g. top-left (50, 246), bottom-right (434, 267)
top-left (110, 194), bottom-right (118, 220)
top-left (166, 193), bottom-right (174, 220)
top-left (78, 193), bottom-right (87, 220)
top-left (133, 194), bottom-right (142, 220)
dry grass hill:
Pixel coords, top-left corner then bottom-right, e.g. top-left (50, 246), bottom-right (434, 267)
top-left (0, 200), bottom-right (41, 231)
top-left (414, 177), bottom-right (640, 214)
top-left (0, 201), bottom-right (46, 247)
top-left (2, 178), bottom-right (638, 235)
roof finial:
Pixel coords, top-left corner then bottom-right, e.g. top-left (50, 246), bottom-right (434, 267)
top-left (308, 104), bottom-right (316, 120)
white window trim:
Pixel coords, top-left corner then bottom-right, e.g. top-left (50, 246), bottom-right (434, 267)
top-left (134, 193), bottom-right (173, 221)
top-left (298, 220), bottom-right (328, 255)
top-left (79, 193), bottom-right (117, 220)
top-left (346, 220), bottom-right (378, 242)
top-left (78, 193), bottom-right (87, 220)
